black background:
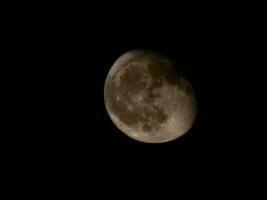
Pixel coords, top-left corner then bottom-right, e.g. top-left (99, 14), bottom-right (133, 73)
top-left (6, 2), bottom-right (265, 197)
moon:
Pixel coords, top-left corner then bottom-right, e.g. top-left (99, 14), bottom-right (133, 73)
top-left (104, 49), bottom-right (198, 143)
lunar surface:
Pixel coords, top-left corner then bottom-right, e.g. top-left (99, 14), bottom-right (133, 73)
top-left (104, 49), bottom-right (198, 143)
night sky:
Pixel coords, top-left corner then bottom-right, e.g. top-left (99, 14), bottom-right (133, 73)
top-left (9, 3), bottom-right (264, 196)
top-left (41, 19), bottom-right (247, 183)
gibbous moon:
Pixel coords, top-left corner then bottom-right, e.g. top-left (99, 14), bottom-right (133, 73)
top-left (104, 49), bottom-right (197, 143)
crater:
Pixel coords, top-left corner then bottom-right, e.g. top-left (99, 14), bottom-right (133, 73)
top-left (141, 105), bottom-right (168, 133)
top-left (106, 77), bottom-right (168, 130)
